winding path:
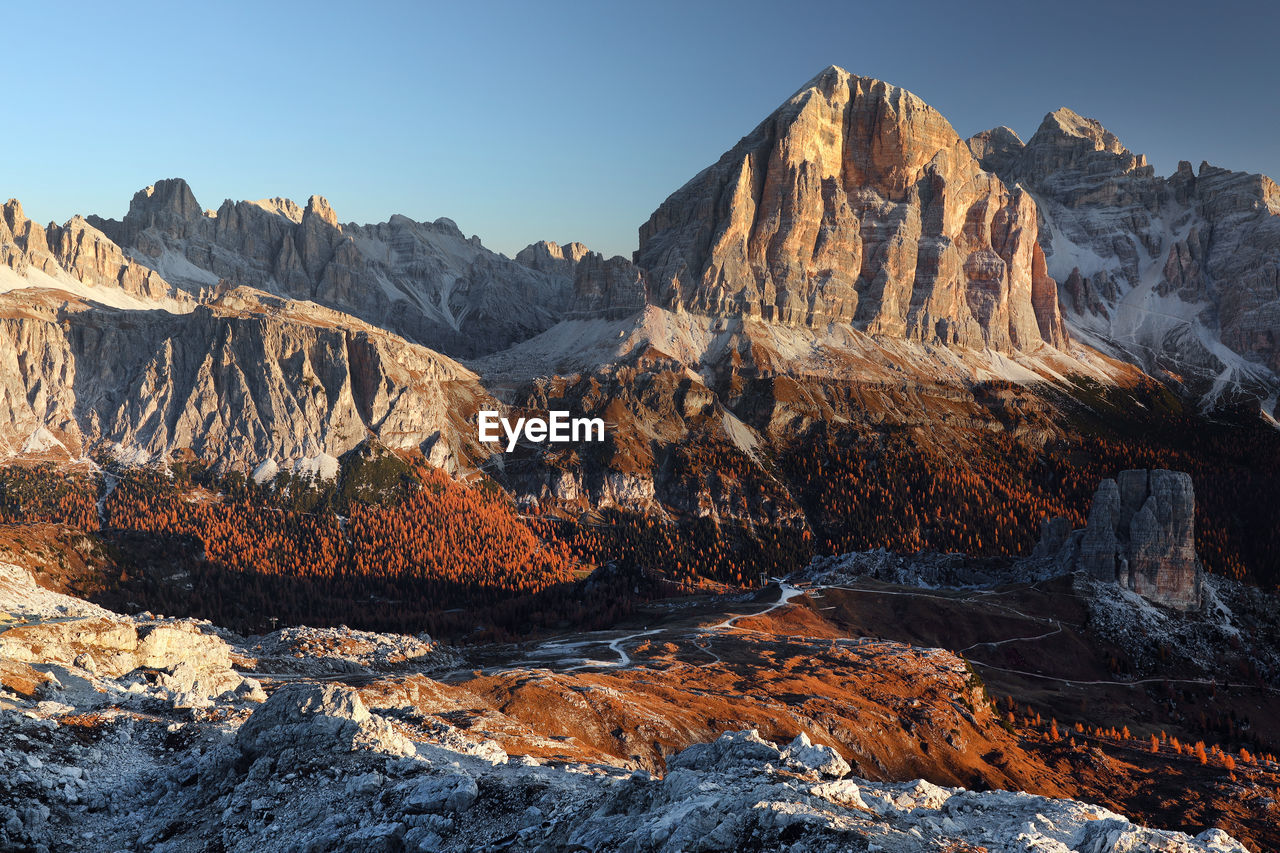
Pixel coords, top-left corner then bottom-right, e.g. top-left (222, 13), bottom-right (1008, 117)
top-left (708, 583), bottom-right (805, 631)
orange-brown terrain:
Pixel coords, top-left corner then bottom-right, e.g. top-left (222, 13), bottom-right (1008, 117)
top-left (294, 582), bottom-right (1280, 851)
top-left (2, 446), bottom-right (1278, 852)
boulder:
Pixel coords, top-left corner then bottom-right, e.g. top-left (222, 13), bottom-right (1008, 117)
top-left (136, 622), bottom-right (234, 672)
top-left (782, 733), bottom-right (850, 778)
top-left (236, 683), bottom-right (414, 758)
top-left (668, 729), bottom-right (782, 772)
top-left (399, 773), bottom-right (478, 814)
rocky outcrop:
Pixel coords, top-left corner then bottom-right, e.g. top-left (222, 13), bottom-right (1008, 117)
top-left (515, 241), bottom-right (648, 320)
top-left (0, 562), bottom-right (263, 708)
top-left (972, 109), bottom-right (1280, 401)
top-left (236, 683), bottom-right (414, 759)
top-left (0, 562), bottom-right (1260, 852)
top-left (0, 705), bottom-right (1249, 853)
top-left (636, 66), bottom-right (1067, 352)
top-left (248, 625), bottom-right (462, 676)
top-left (1036, 469), bottom-right (1202, 609)
top-left (513, 240), bottom-right (589, 278)
top-left (0, 199), bottom-right (185, 304)
top-left (965, 126), bottom-right (1024, 177)
top-left (569, 251), bottom-right (647, 319)
top-left (0, 286), bottom-right (496, 471)
top-left (89, 180), bottom-right (577, 357)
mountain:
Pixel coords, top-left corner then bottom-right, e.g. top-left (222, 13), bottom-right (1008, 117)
top-left (2, 64), bottom-right (1279, 853)
top-left (0, 285), bottom-right (494, 471)
top-left (88, 180), bottom-right (578, 358)
top-left (515, 240), bottom-right (648, 320)
top-left (0, 202), bottom-right (493, 470)
top-left (0, 199), bottom-right (188, 308)
top-left (970, 108), bottom-right (1280, 403)
top-left (0, 64), bottom-right (1277, 502)
top-left (636, 66), bottom-right (1067, 351)
top-left (471, 67), bottom-right (1141, 515)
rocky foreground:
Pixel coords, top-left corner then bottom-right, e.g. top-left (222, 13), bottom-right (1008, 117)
top-left (0, 561), bottom-right (1251, 852)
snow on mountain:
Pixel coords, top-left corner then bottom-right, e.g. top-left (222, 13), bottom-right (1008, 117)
top-left (0, 197), bottom-right (192, 313)
top-left (0, 262), bottom-right (190, 314)
top-left (0, 65), bottom-right (1277, 483)
top-left (475, 303), bottom-right (1136, 390)
top-left (971, 110), bottom-right (1280, 407)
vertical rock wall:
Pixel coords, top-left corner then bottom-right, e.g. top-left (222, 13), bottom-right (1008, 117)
top-left (1039, 469), bottom-right (1201, 610)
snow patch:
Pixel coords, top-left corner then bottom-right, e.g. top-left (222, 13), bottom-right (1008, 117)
top-left (19, 427), bottom-right (66, 455)
top-left (291, 453), bottom-right (340, 481)
top-left (252, 457), bottom-right (280, 484)
top-left (0, 263), bottom-right (191, 313)
top-left (150, 249), bottom-right (220, 287)
top-left (720, 410), bottom-right (761, 460)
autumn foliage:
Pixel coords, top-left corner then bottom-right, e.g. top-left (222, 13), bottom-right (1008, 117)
top-left (0, 466), bottom-right (98, 529)
top-left (1, 380), bottom-right (1278, 640)
top-left (88, 462), bottom-right (625, 638)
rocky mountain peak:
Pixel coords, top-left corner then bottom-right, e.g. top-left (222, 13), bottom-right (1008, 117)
top-left (973, 95), bottom-right (1280, 402)
top-left (635, 66), bottom-right (1066, 351)
top-left (130, 177), bottom-right (204, 226)
top-left (798, 63), bottom-right (848, 91)
top-left (1008, 109), bottom-right (1151, 190)
top-left (3, 198), bottom-right (26, 228)
top-left (783, 65), bottom-right (965, 201)
top-left (0, 198), bottom-right (55, 276)
top-left (511, 239), bottom-right (645, 321)
top-left (429, 216), bottom-right (464, 239)
top-left (304, 194), bottom-right (339, 228)
top-left (966, 126), bottom-right (1025, 175)
top-left (83, 182), bottom-right (579, 359)
top-left (0, 196), bottom-right (180, 304)
top-left (514, 240), bottom-right (590, 277)
top-left (0, 200), bottom-right (48, 258)
top-left (248, 197), bottom-right (306, 223)
top-left (1039, 108), bottom-right (1131, 156)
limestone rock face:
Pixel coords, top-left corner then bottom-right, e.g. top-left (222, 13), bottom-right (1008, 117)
top-left (399, 773), bottom-right (479, 814)
top-left (636, 66), bottom-right (1066, 352)
top-left (1038, 469), bottom-right (1201, 610)
top-left (0, 199), bottom-right (184, 303)
top-left (514, 240), bottom-right (589, 278)
top-left (965, 126), bottom-right (1024, 177)
top-left (0, 563), bottom-right (260, 706)
top-left (134, 622), bottom-right (234, 672)
top-left (89, 180), bottom-right (576, 357)
top-left (570, 251), bottom-right (647, 319)
top-left (515, 241), bottom-right (648, 320)
top-left (972, 110), bottom-right (1280, 401)
top-left (0, 286), bottom-right (496, 471)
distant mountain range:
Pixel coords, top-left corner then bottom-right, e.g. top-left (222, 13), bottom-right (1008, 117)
top-left (1, 65), bottom-right (1278, 504)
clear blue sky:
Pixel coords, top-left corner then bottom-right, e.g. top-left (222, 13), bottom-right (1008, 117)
top-left (7, 0), bottom-right (1278, 259)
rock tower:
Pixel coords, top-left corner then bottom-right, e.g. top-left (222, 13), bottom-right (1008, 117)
top-left (1035, 469), bottom-right (1202, 610)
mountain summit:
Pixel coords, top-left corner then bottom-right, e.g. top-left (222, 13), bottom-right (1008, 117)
top-left (88, 180), bottom-right (577, 358)
top-left (969, 105), bottom-right (1280, 399)
top-left (636, 65), bottom-right (1067, 351)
